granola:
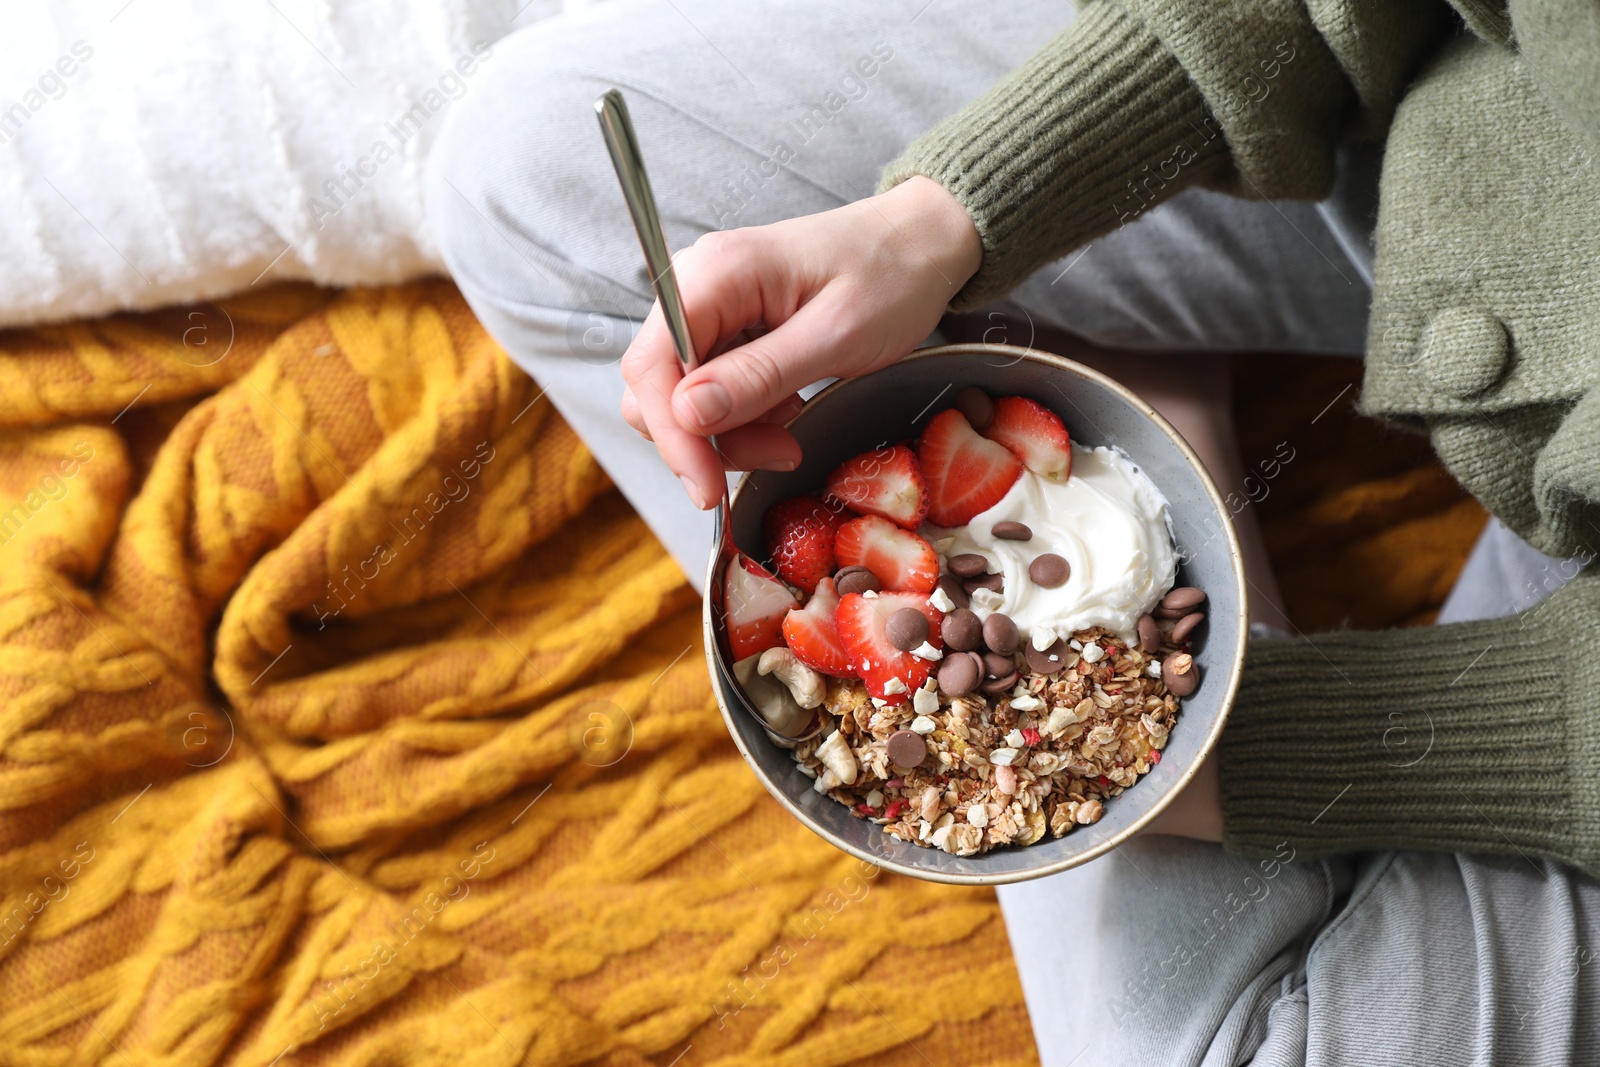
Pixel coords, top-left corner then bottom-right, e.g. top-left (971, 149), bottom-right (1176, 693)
top-left (790, 625), bottom-right (1182, 856)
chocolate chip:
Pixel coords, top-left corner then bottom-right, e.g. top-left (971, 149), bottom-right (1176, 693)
top-left (1137, 614), bottom-right (1161, 654)
top-left (1161, 586), bottom-right (1206, 613)
top-left (1171, 612), bottom-right (1205, 644)
top-left (982, 613), bottom-right (1019, 655)
top-left (948, 553), bottom-right (989, 577)
top-left (1162, 651), bottom-right (1199, 697)
top-left (983, 651), bottom-right (1014, 679)
top-left (941, 608), bottom-right (982, 652)
top-left (954, 386), bottom-right (994, 430)
top-left (885, 607), bottom-right (930, 651)
top-left (991, 520), bottom-right (1032, 541)
top-left (1024, 638), bottom-right (1068, 674)
top-left (886, 729), bottom-right (928, 770)
top-left (834, 565), bottom-right (881, 596)
top-left (1028, 553), bottom-right (1070, 588)
top-left (936, 574), bottom-right (969, 610)
top-left (980, 671), bottom-right (1019, 694)
top-left (936, 652), bottom-right (981, 696)
top-left (963, 572), bottom-right (1004, 594)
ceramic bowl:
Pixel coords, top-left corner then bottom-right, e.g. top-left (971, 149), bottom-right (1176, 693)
top-left (702, 343), bottom-right (1246, 885)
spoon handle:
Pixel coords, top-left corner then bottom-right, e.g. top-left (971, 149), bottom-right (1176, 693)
top-left (595, 88), bottom-right (699, 374)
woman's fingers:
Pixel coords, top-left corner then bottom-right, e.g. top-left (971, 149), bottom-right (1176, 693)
top-left (620, 385), bottom-right (646, 437)
top-left (671, 292), bottom-right (862, 438)
top-left (620, 306), bottom-right (724, 508)
top-left (760, 392), bottom-right (805, 425)
top-left (711, 422), bottom-right (802, 471)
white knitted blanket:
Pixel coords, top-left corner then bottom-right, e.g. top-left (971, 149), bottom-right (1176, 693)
top-left (0, 0), bottom-right (579, 328)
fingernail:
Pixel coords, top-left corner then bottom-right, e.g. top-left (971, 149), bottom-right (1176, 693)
top-left (679, 382), bottom-right (731, 428)
top-left (679, 475), bottom-right (709, 509)
top-left (758, 459), bottom-right (797, 472)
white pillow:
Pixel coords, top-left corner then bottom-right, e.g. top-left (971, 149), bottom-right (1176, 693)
top-left (0, 0), bottom-right (578, 327)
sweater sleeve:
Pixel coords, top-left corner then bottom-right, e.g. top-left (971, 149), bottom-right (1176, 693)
top-left (878, 0), bottom-right (1452, 308)
top-left (1220, 568), bottom-right (1600, 880)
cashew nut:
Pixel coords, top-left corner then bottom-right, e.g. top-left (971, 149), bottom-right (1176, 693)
top-left (757, 647), bottom-right (825, 710)
top-left (815, 729), bottom-right (859, 786)
top-left (731, 654), bottom-right (813, 739)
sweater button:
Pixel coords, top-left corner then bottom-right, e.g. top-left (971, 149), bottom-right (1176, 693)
top-left (1412, 307), bottom-right (1509, 398)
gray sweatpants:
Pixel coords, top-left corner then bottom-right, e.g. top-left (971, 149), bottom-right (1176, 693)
top-left (424, 2), bottom-right (1600, 1062)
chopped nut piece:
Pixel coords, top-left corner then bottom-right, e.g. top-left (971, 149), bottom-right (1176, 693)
top-left (786, 622), bottom-right (1188, 855)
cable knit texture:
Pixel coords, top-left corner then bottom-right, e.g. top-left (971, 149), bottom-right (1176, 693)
top-left (0, 281), bottom-right (1037, 1065)
top-left (1222, 571), bottom-right (1600, 878)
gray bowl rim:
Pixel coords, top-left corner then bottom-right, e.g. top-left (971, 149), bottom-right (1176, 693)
top-left (701, 342), bottom-right (1248, 885)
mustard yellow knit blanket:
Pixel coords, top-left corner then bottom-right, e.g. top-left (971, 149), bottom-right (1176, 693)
top-left (0, 281), bottom-right (1035, 1066)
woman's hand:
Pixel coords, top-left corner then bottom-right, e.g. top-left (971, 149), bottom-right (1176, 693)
top-left (619, 175), bottom-right (983, 509)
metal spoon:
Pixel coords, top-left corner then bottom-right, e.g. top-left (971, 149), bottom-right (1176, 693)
top-left (595, 88), bottom-right (823, 742)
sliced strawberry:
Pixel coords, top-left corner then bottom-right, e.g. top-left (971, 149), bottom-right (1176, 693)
top-left (916, 408), bottom-right (1023, 526)
top-left (824, 444), bottom-right (929, 529)
top-left (981, 396), bottom-right (1073, 482)
top-left (764, 494), bottom-right (847, 593)
top-left (833, 515), bottom-right (939, 594)
top-left (782, 576), bottom-right (850, 676)
top-left (834, 591), bottom-right (945, 704)
top-left (723, 553), bottom-right (797, 660)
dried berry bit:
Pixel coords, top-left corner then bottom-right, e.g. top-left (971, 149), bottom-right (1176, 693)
top-left (982, 612), bottom-right (1020, 655)
top-left (953, 385), bottom-right (995, 430)
top-left (1137, 613), bottom-right (1161, 654)
top-left (885, 607), bottom-right (931, 651)
top-left (948, 552), bottom-right (989, 577)
top-left (1160, 586), bottom-right (1206, 613)
top-left (834, 564), bottom-right (882, 596)
top-left (936, 650), bottom-right (981, 695)
top-left (1028, 553), bottom-right (1070, 588)
top-left (991, 520), bottom-right (1033, 541)
top-left (1162, 651), bottom-right (1200, 696)
top-left (1171, 611), bottom-right (1205, 644)
top-left (886, 729), bottom-right (928, 770)
top-left (942, 608), bottom-right (983, 652)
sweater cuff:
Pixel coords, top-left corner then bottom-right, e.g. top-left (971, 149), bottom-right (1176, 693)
top-left (1220, 580), bottom-right (1600, 879)
top-left (877, 3), bottom-right (1229, 309)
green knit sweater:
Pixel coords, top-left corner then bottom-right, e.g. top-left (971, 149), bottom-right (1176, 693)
top-left (881, 0), bottom-right (1600, 877)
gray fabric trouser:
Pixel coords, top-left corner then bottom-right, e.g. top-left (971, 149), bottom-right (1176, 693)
top-left (424, 2), bottom-right (1600, 1063)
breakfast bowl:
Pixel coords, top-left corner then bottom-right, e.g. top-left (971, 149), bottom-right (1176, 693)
top-left (702, 342), bottom-right (1247, 885)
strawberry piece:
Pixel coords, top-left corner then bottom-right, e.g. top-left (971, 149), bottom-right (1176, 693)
top-left (833, 515), bottom-right (939, 594)
top-left (764, 495), bottom-right (847, 593)
top-left (834, 591), bottom-right (944, 704)
top-left (824, 444), bottom-right (929, 529)
top-left (981, 396), bottom-right (1073, 482)
top-left (782, 577), bottom-right (851, 677)
top-left (723, 553), bottom-right (797, 660)
top-left (916, 408), bottom-right (1023, 526)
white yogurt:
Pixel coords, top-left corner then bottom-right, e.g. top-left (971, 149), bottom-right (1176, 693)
top-left (926, 445), bottom-right (1176, 642)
